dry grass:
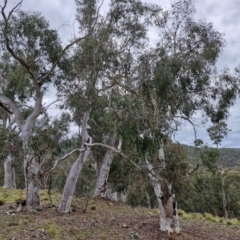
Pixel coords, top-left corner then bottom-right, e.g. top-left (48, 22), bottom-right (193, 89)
top-left (0, 188), bottom-right (240, 239)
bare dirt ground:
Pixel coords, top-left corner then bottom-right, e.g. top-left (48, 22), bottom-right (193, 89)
top-left (0, 198), bottom-right (240, 240)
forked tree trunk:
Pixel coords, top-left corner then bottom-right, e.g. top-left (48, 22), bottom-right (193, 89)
top-left (58, 112), bottom-right (91, 213)
top-left (3, 153), bottom-right (16, 189)
top-left (93, 139), bottom-right (116, 198)
top-left (146, 158), bottom-right (180, 234)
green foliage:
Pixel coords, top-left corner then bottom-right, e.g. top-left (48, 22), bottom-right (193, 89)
top-left (163, 143), bottom-right (189, 189)
top-left (178, 169), bottom-right (223, 215)
top-left (207, 122), bottom-right (230, 146)
top-left (200, 148), bottom-right (219, 171)
top-left (75, 159), bottom-right (96, 197)
top-left (187, 145), bottom-right (240, 167)
top-left (0, 10), bottom-right (63, 101)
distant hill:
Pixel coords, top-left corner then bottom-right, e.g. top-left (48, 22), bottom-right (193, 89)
top-left (184, 145), bottom-right (240, 168)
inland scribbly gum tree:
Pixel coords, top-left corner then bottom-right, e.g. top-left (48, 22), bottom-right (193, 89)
top-left (111, 0), bottom-right (240, 233)
top-left (0, 0), bottom-right (89, 207)
top-left (58, 112), bottom-right (92, 213)
top-left (57, 0), bottom-right (163, 210)
top-left (207, 122), bottom-right (231, 219)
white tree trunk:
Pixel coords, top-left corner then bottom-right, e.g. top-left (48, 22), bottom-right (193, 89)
top-left (58, 146), bottom-right (91, 213)
top-left (1, 93), bottom-right (42, 208)
top-left (24, 152), bottom-right (41, 208)
top-left (120, 190), bottom-right (127, 203)
top-left (1, 114), bottom-right (16, 189)
top-left (3, 153), bottom-right (16, 189)
top-left (58, 112), bottom-right (91, 213)
top-left (93, 140), bottom-right (116, 198)
top-left (146, 158), bottom-right (180, 234)
top-left (105, 183), bottom-right (118, 201)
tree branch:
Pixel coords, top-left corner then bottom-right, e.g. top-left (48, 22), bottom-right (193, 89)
top-left (186, 162), bottom-right (201, 176)
top-left (38, 35), bottom-right (91, 86)
top-left (0, 96), bottom-right (23, 128)
top-left (1, 0), bottom-right (36, 80)
top-left (84, 142), bottom-right (142, 170)
top-left (42, 148), bottom-right (85, 175)
top-left (176, 115), bottom-right (198, 140)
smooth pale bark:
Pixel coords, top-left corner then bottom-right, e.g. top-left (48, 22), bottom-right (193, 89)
top-left (105, 183), bottom-right (118, 201)
top-left (146, 158), bottom-right (180, 234)
top-left (1, 114), bottom-right (16, 189)
top-left (24, 152), bottom-right (41, 208)
top-left (58, 146), bottom-right (91, 212)
top-left (3, 153), bottom-right (16, 189)
top-left (120, 190), bottom-right (127, 203)
top-left (93, 139), bottom-right (116, 198)
top-left (58, 112), bottom-right (91, 213)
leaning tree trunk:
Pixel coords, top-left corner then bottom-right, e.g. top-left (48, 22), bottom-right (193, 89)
top-left (146, 157), bottom-right (180, 234)
top-left (3, 153), bottom-right (16, 189)
top-left (93, 139), bottom-right (116, 198)
top-left (58, 112), bottom-right (91, 213)
top-left (58, 146), bottom-right (91, 213)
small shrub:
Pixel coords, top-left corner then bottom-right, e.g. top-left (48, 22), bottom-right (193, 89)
top-left (47, 225), bottom-right (57, 237)
top-left (15, 198), bottom-right (24, 203)
top-left (192, 213), bottom-right (204, 220)
top-left (90, 205), bottom-right (96, 210)
top-left (182, 212), bottom-right (194, 219)
top-left (0, 199), bottom-right (5, 205)
top-left (8, 220), bottom-right (19, 226)
top-left (226, 218), bottom-right (240, 225)
top-left (178, 209), bottom-right (185, 216)
top-left (3, 193), bottom-right (9, 199)
top-left (203, 213), bottom-right (220, 223)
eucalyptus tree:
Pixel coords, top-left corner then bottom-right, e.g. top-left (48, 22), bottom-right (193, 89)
top-left (28, 112), bottom-right (71, 188)
top-left (57, 0), bottom-right (162, 212)
top-left (207, 122), bottom-right (231, 218)
top-left (0, 0), bottom-right (90, 207)
top-left (109, 0), bottom-right (240, 233)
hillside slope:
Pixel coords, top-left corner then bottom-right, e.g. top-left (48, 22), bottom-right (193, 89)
top-left (0, 189), bottom-right (240, 240)
top-left (185, 145), bottom-right (240, 168)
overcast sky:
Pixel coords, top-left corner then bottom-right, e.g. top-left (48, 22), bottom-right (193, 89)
top-left (9, 0), bottom-right (240, 148)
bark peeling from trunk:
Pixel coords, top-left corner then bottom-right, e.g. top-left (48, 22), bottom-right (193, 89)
top-left (145, 157), bottom-right (181, 234)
